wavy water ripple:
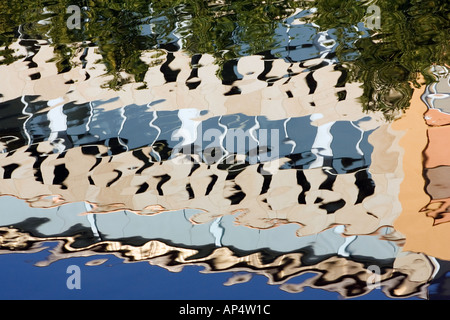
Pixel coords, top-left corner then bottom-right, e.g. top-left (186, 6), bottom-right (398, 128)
top-left (0, 0), bottom-right (449, 300)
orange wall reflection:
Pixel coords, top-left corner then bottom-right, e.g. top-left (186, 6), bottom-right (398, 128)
top-left (393, 80), bottom-right (450, 260)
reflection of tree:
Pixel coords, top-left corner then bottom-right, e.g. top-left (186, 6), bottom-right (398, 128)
top-left (83, 1), bottom-right (156, 90)
top-left (0, 0), bottom-right (301, 88)
top-left (0, 0), bottom-right (448, 116)
top-left (148, 0), bottom-right (301, 78)
top-left (305, 0), bottom-right (449, 119)
top-left (0, 0), bottom-right (157, 89)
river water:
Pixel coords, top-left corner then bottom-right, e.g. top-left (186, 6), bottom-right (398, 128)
top-left (0, 0), bottom-right (449, 300)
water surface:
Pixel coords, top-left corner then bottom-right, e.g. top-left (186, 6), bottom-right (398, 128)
top-left (0, 0), bottom-right (449, 300)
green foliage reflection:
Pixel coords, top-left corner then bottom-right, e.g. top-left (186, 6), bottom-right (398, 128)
top-left (0, 0), bottom-right (448, 117)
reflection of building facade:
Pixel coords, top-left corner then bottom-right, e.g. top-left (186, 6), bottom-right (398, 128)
top-left (0, 219), bottom-right (435, 299)
top-left (422, 67), bottom-right (450, 225)
top-left (0, 38), bottom-right (398, 238)
top-left (0, 23), bottom-right (448, 298)
top-left (0, 98), bottom-right (378, 168)
top-left (0, 37), bottom-right (384, 122)
top-left (0, 125), bottom-right (401, 237)
top-left (393, 67), bottom-right (450, 261)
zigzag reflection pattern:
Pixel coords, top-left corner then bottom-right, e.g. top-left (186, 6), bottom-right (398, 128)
top-left (0, 26), bottom-right (435, 298)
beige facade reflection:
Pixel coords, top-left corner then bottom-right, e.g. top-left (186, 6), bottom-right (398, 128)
top-left (0, 40), bottom-right (399, 237)
top-left (0, 133), bottom-right (402, 238)
top-left (0, 35), bottom-right (448, 300)
top-left (0, 40), bottom-right (385, 126)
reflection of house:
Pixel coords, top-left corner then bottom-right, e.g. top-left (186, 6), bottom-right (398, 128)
top-left (423, 66), bottom-right (450, 127)
top-left (0, 37), bottom-right (385, 123)
top-left (0, 16), bottom-right (445, 299)
top-left (422, 67), bottom-right (450, 225)
top-left (0, 97), bottom-right (375, 171)
top-left (0, 38), bottom-right (401, 237)
top-left (423, 125), bottom-right (450, 225)
top-left (0, 124), bottom-right (401, 237)
top-left (0, 195), bottom-right (399, 257)
top-left (393, 69), bottom-right (450, 260)
top-left (0, 200), bottom-right (435, 299)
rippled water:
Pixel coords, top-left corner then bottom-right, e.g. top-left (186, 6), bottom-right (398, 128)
top-left (0, 0), bottom-right (449, 300)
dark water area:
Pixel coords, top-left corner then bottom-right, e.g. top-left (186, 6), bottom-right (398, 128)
top-left (0, 0), bottom-right (449, 301)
